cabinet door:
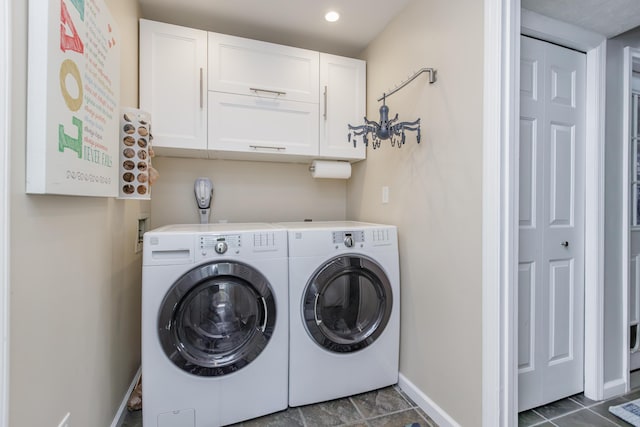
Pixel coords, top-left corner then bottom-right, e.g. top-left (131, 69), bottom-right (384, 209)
top-left (208, 92), bottom-right (319, 159)
top-left (209, 33), bottom-right (319, 104)
top-left (139, 19), bottom-right (207, 157)
top-left (319, 54), bottom-right (366, 160)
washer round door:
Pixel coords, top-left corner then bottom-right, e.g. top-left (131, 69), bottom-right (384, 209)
top-left (158, 261), bottom-right (276, 376)
top-left (303, 255), bottom-right (393, 353)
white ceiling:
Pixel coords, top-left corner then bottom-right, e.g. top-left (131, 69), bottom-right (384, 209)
top-left (138, 0), bottom-right (412, 57)
top-left (138, 0), bottom-right (640, 57)
top-left (522, 0), bottom-right (640, 38)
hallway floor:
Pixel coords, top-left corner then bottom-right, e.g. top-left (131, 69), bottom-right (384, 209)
top-left (121, 385), bottom-right (438, 427)
top-left (519, 371), bottom-right (640, 426)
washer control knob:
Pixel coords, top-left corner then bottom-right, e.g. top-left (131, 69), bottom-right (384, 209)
top-left (344, 235), bottom-right (354, 248)
top-left (214, 241), bottom-right (228, 254)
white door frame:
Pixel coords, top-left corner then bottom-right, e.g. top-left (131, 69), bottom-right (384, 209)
top-left (0, 0), bottom-right (10, 425)
top-left (483, 2), bottom-right (608, 425)
top-left (623, 47), bottom-right (640, 392)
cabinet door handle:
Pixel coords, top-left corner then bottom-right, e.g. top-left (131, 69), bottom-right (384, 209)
top-left (323, 85), bottom-right (327, 119)
top-left (249, 145), bottom-right (287, 152)
top-left (250, 87), bottom-right (286, 97)
top-left (199, 68), bottom-right (203, 109)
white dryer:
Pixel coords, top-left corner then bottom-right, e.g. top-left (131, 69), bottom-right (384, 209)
top-left (142, 224), bottom-right (288, 427)
top-left (281, 221), bottom-right (400, 407)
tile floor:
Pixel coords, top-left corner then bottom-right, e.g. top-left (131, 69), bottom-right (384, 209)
top-left (121, 385), bottom-right (438, 427)
top-left (123, 375), bottom-right (640, 427)
top-left (518, 371), bottom-right (640, 426)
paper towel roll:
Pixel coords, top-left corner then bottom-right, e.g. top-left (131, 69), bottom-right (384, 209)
top-left (310, 160), bottom-right (352, 179)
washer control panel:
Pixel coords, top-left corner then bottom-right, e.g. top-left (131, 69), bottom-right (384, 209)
top-left (214, 241), bottom-right (228, 254)
top-left (199, 234), bottom-right (241, 257)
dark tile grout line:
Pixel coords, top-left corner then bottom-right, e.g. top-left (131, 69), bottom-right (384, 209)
top-left (323, 388), bottom-right (430, 427)
top-left (296, 407), bottom-right (308, 427)
top-left (583, 408), bottom-right (625, 426)
top-left (535, 407), bottom-right (621, 426)
top-left (392, 386), bottom-right (436, 427)
top-left (392, 386), bottom-right (438, 426)
top-left (366, 407), bottom-right (422, 421)
top-left (330, 387), bottom-right (434, 427)
top-left (347, 395), bottom-right (367, 421)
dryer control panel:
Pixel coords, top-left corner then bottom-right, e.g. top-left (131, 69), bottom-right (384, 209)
top-left (333, 231), bottom-right (365, 248)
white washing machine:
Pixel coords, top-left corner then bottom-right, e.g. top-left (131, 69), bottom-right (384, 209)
top-left (281, 221), bottom-right (400, 407)
top-left (142, 223), bottom-right (288, 427)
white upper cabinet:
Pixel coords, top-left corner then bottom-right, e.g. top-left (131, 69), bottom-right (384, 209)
top-left (139, 19), bottom-right (208, 157)
top-left (140, 20), bottom-right (366, 163)
top-left (208, 92), bottom-right (319, 160)
top-left (208, 33), bottom-right (319, 104)
top-left (319, 53), bottom-right (366, 160)
top-left (207, 32), bottom-right (320, 159)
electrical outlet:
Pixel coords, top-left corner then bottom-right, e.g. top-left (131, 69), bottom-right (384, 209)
top-left (136, 216), bottom-right (149, 254)
top-left (58, 412), bottom-right (71, 427)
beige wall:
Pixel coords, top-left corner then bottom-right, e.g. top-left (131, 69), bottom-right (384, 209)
top-left (9, 1), bottom-right (144, 426)
top-left (7, 0), bottom-right (483, 425)
top-left (348, 0), bottom-right (484, 424)
top-left (150, 157), bottom-right (347, 227)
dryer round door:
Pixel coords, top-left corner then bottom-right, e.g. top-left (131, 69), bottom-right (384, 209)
top-left (303, 255), bottom-right (393, 353)
top-left (158, 261), bottom-right (276, 376)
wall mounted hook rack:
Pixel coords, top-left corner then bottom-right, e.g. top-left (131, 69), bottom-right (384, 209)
top-left (377, 67), bottom-right (437, 102)
top-left (348, 67), bottom-right (437, 149)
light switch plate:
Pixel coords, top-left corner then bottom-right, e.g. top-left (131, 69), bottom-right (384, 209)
top-left (382, 186), bottom-right (389, 204)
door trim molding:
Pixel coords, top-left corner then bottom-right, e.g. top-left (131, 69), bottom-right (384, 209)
top-left (583, 38), bottom-right (609, 401)
top-left (0, 0), bottom-right (10, 425)
top-left (622, 47), bottom-right (640, 398)
top-left (482, 0), bottom-right (520, 425)
top-left (482, 4), bottom-right (608, 425)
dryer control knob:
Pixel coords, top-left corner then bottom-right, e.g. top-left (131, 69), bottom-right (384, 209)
top-left (214, 241), bottom-right (228, 254)
top-left (344, 236), bottom-right (354, 248)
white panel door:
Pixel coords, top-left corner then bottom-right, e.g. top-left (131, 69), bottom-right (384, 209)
top-left (518, 36), bottom-right (586, 412)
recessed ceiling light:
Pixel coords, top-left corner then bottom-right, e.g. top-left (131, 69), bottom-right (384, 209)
top-left (325, 11), bottom-right (340, 23)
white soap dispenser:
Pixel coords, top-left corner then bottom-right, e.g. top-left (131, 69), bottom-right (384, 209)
top-left (194, 177), bottom-right (213, 224)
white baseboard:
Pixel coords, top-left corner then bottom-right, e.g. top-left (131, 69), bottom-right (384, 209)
top-left (110, 366), bottom-right (141, 427)
top-left (603, 378), bottom-right (628, 400)
top-left (398, 373), bottom-right (460, 427)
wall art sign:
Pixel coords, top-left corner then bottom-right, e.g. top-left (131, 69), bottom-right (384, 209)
top-left (26, 0), bottom-right (120, 196)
